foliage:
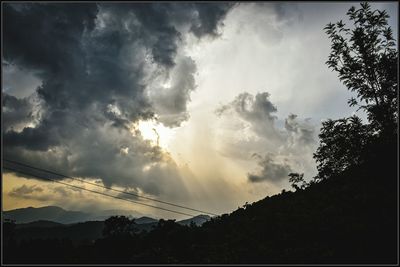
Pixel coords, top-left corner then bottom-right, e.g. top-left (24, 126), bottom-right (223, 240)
top-left (313, 2), bottom-right (398, 181)
top-left (3, 220), bottom-right (16, 243)
top-left (324, 2), bottom-right (397, 136)
top-left (102, 216), bottom-right (137, 238)
top-left (3, 157), bottom-right (396, 263)
top-left (313, 116), bottom-right (371, 181)
top-left (288, 173), bottom-right (308, 190)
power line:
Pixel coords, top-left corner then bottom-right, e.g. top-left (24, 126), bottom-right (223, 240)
top-left (4, 158), bottom-right (218, 216)
top-left (4, 165), bottom-right (207, 219)
top-left (5, 159), bottom-right (217, 216)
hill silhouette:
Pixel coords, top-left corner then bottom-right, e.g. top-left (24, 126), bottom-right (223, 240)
top-left (3, 206), bottom-right (146, 224)
top-left (3, 145), bottom-right (396, 263)
top-left (4, 214), bottom-right (212, 247)
top-left (15, 220), bottom-right (64, 229)
top-left (4, 206), bottom-right (92, 224)
top-left (177, 215), bottom-right (211, 226)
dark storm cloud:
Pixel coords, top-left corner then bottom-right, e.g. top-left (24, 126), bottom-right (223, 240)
top-left (94, 3), bottom-right (234, 67)
top-left (3, 3), bottom-right (232, 197)
top-left (190, 3), bottom-right (235, 38)
top-left (4, 2), bottom-right (233, 127)
top-left (3, 94), bottom-right (38, 132)
top-left (95, 3), bottom-right (181, 69)
top-left (150, 56), bottom-right (197, 127)
top-left (3, 3), bottom-right (98, 74)
top-left (4, 124), bottom-right (60, 151)
top-left (247, 153), bottom-right (292, 183)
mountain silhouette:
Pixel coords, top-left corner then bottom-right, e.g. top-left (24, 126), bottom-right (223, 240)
top-left (5, 214), bottom-right (211, 245)
top-left (177, 215), bottom-right (211, 226)
top-left (3, 206), bottom-right (145, 224)
top-left (3, 206), bottom-right (91, 224)
top-left (134, 216), bottom-right (158, 224)
top-left (15, 220), bottom-right (64, 229)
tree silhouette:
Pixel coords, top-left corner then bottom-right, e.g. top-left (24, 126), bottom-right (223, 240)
top-left (102, 216), bottom-right (137, 238)
top-left (324, 2), bottom-right (398, 137)
top-left (314, 2), bottom-right (398, 181)
top-left (313, 116), bottom-right (371, 181)
top-left (3, 220), bottom-right (16, 243)
top-left (288, 173), bottom-right (307, 190)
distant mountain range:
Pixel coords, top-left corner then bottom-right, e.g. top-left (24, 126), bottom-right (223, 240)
top-left (134, 216), bottom-right (158, 224)
top-left (3, 206), bottom-right (145, 224)
top-left (4, 206), bottom-right (91, 224)
top-left (3, 205), bottom-right (210, 226)
top-left (178, 215), bottom-right (211, 226)
top-left (4, 206), bottom-right (211, 243)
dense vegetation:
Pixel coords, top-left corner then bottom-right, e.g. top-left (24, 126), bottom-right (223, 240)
top-left (2, 3), bottom-right (397, 264)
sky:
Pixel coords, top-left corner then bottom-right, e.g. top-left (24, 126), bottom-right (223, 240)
top-left (2, 2), bottom-right (398, 220)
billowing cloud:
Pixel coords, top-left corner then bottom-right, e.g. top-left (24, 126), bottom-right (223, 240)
top-left (3, 3), bottom-right (233, 200)
top-left (148, 55), bottom-right (197, 127)
top-left (216, 92), bottom-right (283, 142)
top-left (2, 62), bottom-right (42, 98)
top-left (3, 94), bottom-right (41, 132)
top-left (216, 91), bottom-right (318, 184)
top-left (189, 3), bottom-right (234, 38)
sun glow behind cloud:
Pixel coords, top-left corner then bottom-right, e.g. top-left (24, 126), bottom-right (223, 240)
top-left (133, 119), bottom-right (176, 150)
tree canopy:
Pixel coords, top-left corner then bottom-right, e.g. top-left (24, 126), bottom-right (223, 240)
top-left (313, 2), bottom-right (398, 181)
top-left (324, 2), bottom-right (397, 135)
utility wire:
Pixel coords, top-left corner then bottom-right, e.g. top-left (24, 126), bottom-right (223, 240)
top-left (4, 158), bottom-right (218, 216)
top-left (4, 165), bottom-right (208, 219)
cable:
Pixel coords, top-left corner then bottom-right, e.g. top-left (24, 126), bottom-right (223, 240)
top-left (4, 165), bottom-right (209, 219)
top-left (4, 158), bottom-right (218, 216)
top-left (4, 159), bottom-right (217, 216)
